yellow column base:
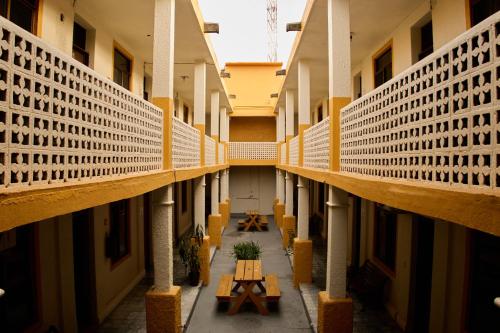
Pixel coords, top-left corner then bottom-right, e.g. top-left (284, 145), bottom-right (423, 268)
top-left (226, 198), bottom-right (231, 220)
top-left (219, 202), bottom-right (229, 227)
top-left (275, 203), bottom-right (285, 228)
top-left (282, 215), bottom-right (296, 249)
top-left (293, 238), bottom-right (312, 287)
top-left (208, 214), bottom-right (222, 249)
top-left (318, 291), bottom-right (353, 333)
top-left (145, 286), bottom-right (182, 333)
top-left (199, 236), bottom-right (210, 285)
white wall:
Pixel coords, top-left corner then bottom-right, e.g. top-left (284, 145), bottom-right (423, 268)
top-left (229, 166), bottom-right (276, 215)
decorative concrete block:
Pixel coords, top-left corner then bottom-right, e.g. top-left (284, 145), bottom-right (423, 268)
top-left (145, 286), bottom-right (182, 333)
top-left (318, 291), bottom-right (353, 333)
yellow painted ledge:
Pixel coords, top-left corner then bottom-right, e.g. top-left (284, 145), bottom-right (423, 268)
top-left (0, 171), bottom-right (175, 232)
top-left (229, 159), bottom-right (276, 166)
top-left (277, 164), bottom-right (500, 236)
top-left (0, 164), bottom-right (229, 232)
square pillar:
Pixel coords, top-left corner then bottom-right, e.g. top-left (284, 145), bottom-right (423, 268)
top-left (293, 238), bottom-right (312, 287)
top-left (318, 292), bottom-right (353, 333)
top-left (198, 236), bottom-right (210, 285)
top-left (275, 202), bottom-right (285, 228)
top-left (282, 215), bottom-right (296, 249)
top-left (145, 286), bottom-right (181, 333)
top-left (208, 214), bottom-right (222, 249)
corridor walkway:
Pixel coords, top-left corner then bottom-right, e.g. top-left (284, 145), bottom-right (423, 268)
top-left (186, 215), bottom-right (312, 333)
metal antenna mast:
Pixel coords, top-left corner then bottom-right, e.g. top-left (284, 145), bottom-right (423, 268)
top-left (267, 0), bottom-right (278, 62)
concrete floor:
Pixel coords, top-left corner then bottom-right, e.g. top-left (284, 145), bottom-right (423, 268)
top-left (185, 215), bottom-right (313, 333)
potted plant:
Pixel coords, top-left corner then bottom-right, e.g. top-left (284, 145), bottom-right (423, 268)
top-left (231, 241), bottom-right (262, 260)
top-left (179, 225), bottom-right (205, 286)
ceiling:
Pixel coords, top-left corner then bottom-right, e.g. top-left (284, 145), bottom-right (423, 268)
top-left (75, 0), bottom-right (230, 111)
top-left (276, 0), bottom-right (424, 111)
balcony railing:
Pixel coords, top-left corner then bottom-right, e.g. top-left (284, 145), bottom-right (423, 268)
top-left (340, 12), bottom-right (500, 193)
top-left (205, 135), bottom-right (216, 166)
top-left (172, 117), bottom-right (200, 168)
top-left (0, 17), bottom-right (163, 189)
top-left (304, 117), bottom-right (330, 169)
top-left (289, 136), bottom-right (299, 166)
top-left (228, 142), bottom-right (276, 163)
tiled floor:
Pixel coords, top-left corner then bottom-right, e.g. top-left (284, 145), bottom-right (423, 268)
top-left (97, 248), bottom-right (206, 333)
top-left (300, 232), bottom-right (403, 333)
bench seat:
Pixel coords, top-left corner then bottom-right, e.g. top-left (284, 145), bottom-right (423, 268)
top-left (265, 274), bottom-right (280, 301)
top-left (216, 274), bottom-right (234, 302)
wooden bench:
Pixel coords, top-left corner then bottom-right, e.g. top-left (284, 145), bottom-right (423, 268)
top-left (216, 274), bottom-right (234, 302)
top-left (264, 274), bottom-right (280, 301)
top-left (349, 260), bottom-right (388, 306)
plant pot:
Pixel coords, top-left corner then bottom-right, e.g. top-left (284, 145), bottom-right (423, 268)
top-left (188, 271), bottom-right (200, 286)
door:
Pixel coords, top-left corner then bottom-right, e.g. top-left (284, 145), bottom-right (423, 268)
top-left (73, 209), bottom-right (98, 333)
top-left (230, 167), bottom-right (260, 213)
top-left (467, 230), bottom-right (500, 332)
top-left (407, 216), bottom-right (434, 333)
top-left (351, 196), bottom-right (362, 271)
top-left (0, 224), bottom-right (39, 333)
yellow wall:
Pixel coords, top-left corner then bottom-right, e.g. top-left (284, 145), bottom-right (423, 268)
top-left (176, 180), bottom-right (193, 237)
top-left (229, 117), bottom-right (276, 142)
top-left (224, 62), bottom-right (283, 117)
top-left (93, 197), bottom-right (145, 322)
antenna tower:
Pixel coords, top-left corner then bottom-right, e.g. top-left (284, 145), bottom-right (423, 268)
top-left (267, 0), bottom-right (278, 62)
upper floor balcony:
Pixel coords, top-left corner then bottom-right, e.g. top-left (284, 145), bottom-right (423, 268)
top-left (278, 10), bottom-right (500, 210)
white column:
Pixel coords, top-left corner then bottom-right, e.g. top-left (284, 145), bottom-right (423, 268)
top-left (220, 107), bottom-right (227, 141)
top-left (210, 91), bottom-right (220, 137)
top-left (278, 106), bottom-right (285, 142)
top-left (152, 0), bottom-right (175, 99)
top-left (298, 60), bottom-right (311, 126)
top-left (297, 176), bottom-right (309, 240)
top-left (211, 172), bottom-right (219, 214)
top-left (322, 99), bottom-right (328, 119)
top-left (194, 176), bottom-right (205, 230)
top-left (194, 62), bottom-right (206, 126)
top-left (152, 185), bottom-right (174, 291)
top-left (220, 169), bottom-right (228, 201)
top-left (225, 169), bottom-right (230, 201)
top-left (285, 90), bottom-right (294, 138)
top-left (328, 0), bottom-right (351, 98)
top-left (285, 172), bottom-right (294, 216)
top-left (326, 185), bottom-right (348, 298)
top-left (278, 170), bottom-right (285, 203)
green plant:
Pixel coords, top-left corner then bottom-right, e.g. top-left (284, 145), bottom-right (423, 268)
top-left (285, 229), bottom-right (296, 256)
top-left (232, 241), bottom-right (262, 260)
top-left (193, 224), bottom-right (204, 246)
top-left (179, 225), bottom-right (204, 276)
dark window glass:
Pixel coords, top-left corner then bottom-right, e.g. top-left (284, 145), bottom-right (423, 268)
top-left (113, 48), bottom-right (131, 90)
top-left (419, 21), bottom-right (433, 61)
top-left (0, 224), bottom-right (39, 331)
top-left (181, 181), bottom-right (187, 213)
top-left (0, 0), bottom-right (37, 33)
top-left (317, 105), bottom-right (323, 123)
top-left (470, 0), bottom-right (500, 26)
top-left (318, 182), bottom-right (324, 214)
top-left (107, 200), bottom-right (130, 264)
top-left (72, 22), bottom-right (89, 66)
top-left (183, 104), bottom-right (189, 123)
top-left (374, 205), bottom-right (397, 271)
top-left (374, 47), bottom-right (392, 88)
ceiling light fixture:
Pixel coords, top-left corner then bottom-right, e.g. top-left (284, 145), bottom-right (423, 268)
top-left (286, 22), bottom-right (302, 32)
top-left (204, 23), bottom-right (219, 34)
top-left (276, 69), bottom-right (286, 76)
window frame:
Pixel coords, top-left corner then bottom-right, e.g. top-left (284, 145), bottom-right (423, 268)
top-left (0, 0), bottom-right (40, 35)
top-left (108, 199), bottom-right (131, 269)
top-left (372, 39), bottom-right (393, 89)
top-left (372, 204), bottom-right (398, 277)
top-left (112, 41), bottom-right (134, 91)
top-left (72, 21), bottom-right (89, 66)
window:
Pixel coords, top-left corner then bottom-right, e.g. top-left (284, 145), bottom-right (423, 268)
top-left (0, 0), bottom-right (38, 33)
top-left (72, 22), bottom-right (89, 66)
top-left (181, 181), bottom-right (187, 213)
top-left (469, 0), bottom-right (500, 27)
top-left (107, 200), bottom-right (130, 265)
top-left (318, 182), bottom-right (324, 214)
top-left (113, 46), bottom-right (132, 90)
top-left (353, 72), bottom-right (362, 99)
top-left (373, 44), bottom-right (392, 88)
top-left (317, 105), bottom-right (323, 123)
top-left (183, 104), bottom-right (189, 123)
top-left (374, 204), bottom-right (397, 272)
top-left (418, 21), bottom-right (433, 61)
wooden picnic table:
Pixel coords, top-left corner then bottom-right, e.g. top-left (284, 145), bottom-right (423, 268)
top-left (238, 211), bottom-right (268, 231)
top-left (216, 260), bottom-right (281, 315)
top-left (228, 260), bottom-right (268, 315)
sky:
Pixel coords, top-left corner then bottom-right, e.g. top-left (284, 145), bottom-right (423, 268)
top-left (198, 0), bottom-right (307, 67)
